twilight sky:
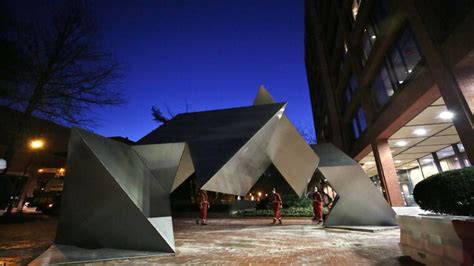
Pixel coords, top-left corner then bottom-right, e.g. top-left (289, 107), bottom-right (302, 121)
top-left (90, 0), bottom-right (315, 140)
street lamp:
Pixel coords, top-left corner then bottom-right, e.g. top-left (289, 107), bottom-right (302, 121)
top-left (17, 138), bottom-right (45, 212)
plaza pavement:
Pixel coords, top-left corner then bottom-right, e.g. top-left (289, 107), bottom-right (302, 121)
top-left (0, 214), bottom-right (421, 265)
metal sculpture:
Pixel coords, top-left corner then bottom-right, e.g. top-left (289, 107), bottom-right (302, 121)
top-left (56, 128), bottom-right (178, 252)
top-left (312, 143), bottom-right (397, 226)
top-left (138, 90), bottom-right (319, 196)
top-left (54, 86), bottom-right (396, 258)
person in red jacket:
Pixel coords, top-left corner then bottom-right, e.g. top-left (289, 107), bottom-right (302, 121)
top-left (270, 188), bottom-right (283, 225)
top-left (311, 186), bottom-right (323, 224)
top-left (196, 190), bottom-right (209, 225)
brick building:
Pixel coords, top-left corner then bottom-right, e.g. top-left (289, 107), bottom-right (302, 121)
top-left (305, 0), bottom-right (474, 206)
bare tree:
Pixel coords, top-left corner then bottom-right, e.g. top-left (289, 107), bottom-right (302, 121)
top-left (1, 1), bottom-right (123, 177)
top-left (151, 106), bottom-right (170, 125)
top-left (3, 1), bottom-right (123, 125)
top-left (297, 124), bottom-right (317, 144)
top-left (151, 101), bottom-right (192, 125)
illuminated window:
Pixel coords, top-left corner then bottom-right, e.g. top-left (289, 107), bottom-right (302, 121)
top-left (351, 105), bottom-right (367, 139)
top-left (372, 27), bottom-right (422, 108)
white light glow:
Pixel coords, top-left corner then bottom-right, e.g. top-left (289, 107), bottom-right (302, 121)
top-left (395, 140), bottom-right (408, 147)
top-left (371, 35), bottom-right (376, 40)
top-left (422, 158), bottom-right (432, 163)
top-left (30, 139), bottom-right (45, 150)
top-left (394, 160), bottom-right (402, 163)
top-left (413, 128), bottom-right (427, 136)
top-left (439, 111), bottom-right (454, 120)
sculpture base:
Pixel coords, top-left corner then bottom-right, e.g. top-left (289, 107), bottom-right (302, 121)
top-left (29, 244), bottom-right (170, 265)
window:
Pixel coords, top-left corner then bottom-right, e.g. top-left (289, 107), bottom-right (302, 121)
top-left (371, 26), bottom-right (422, 108)
top-left (351, 106), bottom-right (367, 139)
top-left (362, 24), bottom-right (377, 64)
top-left (361, 0), bottom-right (392, 64)
top-left (344, 75), bottom-right (358, 104)
top-left (357, 107), bottom-right (367, 131)
top-left (352, 118), bottom-right (360, 139)
top-left (373, 61), bottom-right (395, 108)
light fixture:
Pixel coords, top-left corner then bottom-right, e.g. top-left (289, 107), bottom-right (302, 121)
top-left (398, 80), bottom-right (404, 84)
top-left (413, 128), bottom-right (427, 136)
top-left (439, 111), bottom-right (454, 120)
top-left (395, 140), bottom-right (408, 147)
top-left (408, 69), bottom-right (412, 73)
top-left (30, 139), bottom-right (45, 150)
top-left (371, 35), bottom-right (376, 40)
top-left (422, 158), bottom-right (432, 163)
top-left (395, 160), bottom-right (402, 163)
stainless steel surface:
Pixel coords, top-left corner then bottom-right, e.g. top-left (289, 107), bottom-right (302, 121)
top-left (137, 103), bottom-right (288, 188)
top-left (56, 128), bottom-right (175, 252)
top-left (255, 86), bottom-right (320, 196)
top-left (202, 112), bottom-right (282, 195)
top-left (133, 143), bottom-right (194, 193)
top-left (29, 244), bottom-right (168, 265)
top-left (253, 84), bottom-right (276, 105)
top-left (311, 143), bottom-right (397, 226)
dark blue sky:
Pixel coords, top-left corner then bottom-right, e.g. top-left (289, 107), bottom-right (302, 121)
top-left (92, 0), bottom-right (314, 141)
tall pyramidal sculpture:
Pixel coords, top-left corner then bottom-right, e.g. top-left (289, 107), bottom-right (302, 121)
top-left (56, 129), bottom-right (179, 252)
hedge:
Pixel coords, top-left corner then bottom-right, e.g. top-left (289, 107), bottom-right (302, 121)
top-left (413, 167), bottom-right (474, 216)
top-left (231, 206), bottom-right (330, 217)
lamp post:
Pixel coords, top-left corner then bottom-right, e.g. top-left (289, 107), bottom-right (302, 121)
top-left (7, 138), bottom-right (45, 214)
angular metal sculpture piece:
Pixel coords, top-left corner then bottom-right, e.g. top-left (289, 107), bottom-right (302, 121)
top-left (56, 128), bottom-right (179, 253)
top-left (138, 88), bottom-right (320, 196)
top-left (55, 86), bottom-right (396, 258)
top-left (254, 86), bottom-right (320, 196)
top-left (311, 143), bottom-right (397, 226)
top-left (133, 143), bottom-right (194, 193)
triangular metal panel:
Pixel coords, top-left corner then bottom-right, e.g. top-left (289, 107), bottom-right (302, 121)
top-left (78, 129), bottom-right (170, 217)
top-left (311, 143), bottom-right (397, 226)
top-left (56, 129), bottom-right (175, 252)
top-left (253, 86), bottom-right (319, 196)
top-left (253, 85), bottom-right (276, 105)
top-left (147, 217), bottom-right (175, 252)
top-left (267, 116), bottom-right (319, 196)
top-left (133, 143), bottom-right (189, 193)
top-left (171, 144), bottom-right (195, 192)
top-left (202, 106), bottom-right (285, 195)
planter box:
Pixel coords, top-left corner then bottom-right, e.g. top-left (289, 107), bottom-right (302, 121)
top-left (397, 215), bottom-right (474, 265)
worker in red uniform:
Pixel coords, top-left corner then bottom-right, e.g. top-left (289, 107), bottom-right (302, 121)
top-left (270, 188), bottom-right (283, 225)
top-left (311, 186), bottom-right (323, 224)
top-left (196, 190), bottom-right (209, 225)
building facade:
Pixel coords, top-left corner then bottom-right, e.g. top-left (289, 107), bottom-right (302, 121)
top-left (305, 0), bottom-right (474, 206)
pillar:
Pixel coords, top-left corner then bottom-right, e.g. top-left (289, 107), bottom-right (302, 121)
top-left (372, 139), bottom-right (405, 207)
top-left (431, 152), bottom-right (443, 173)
